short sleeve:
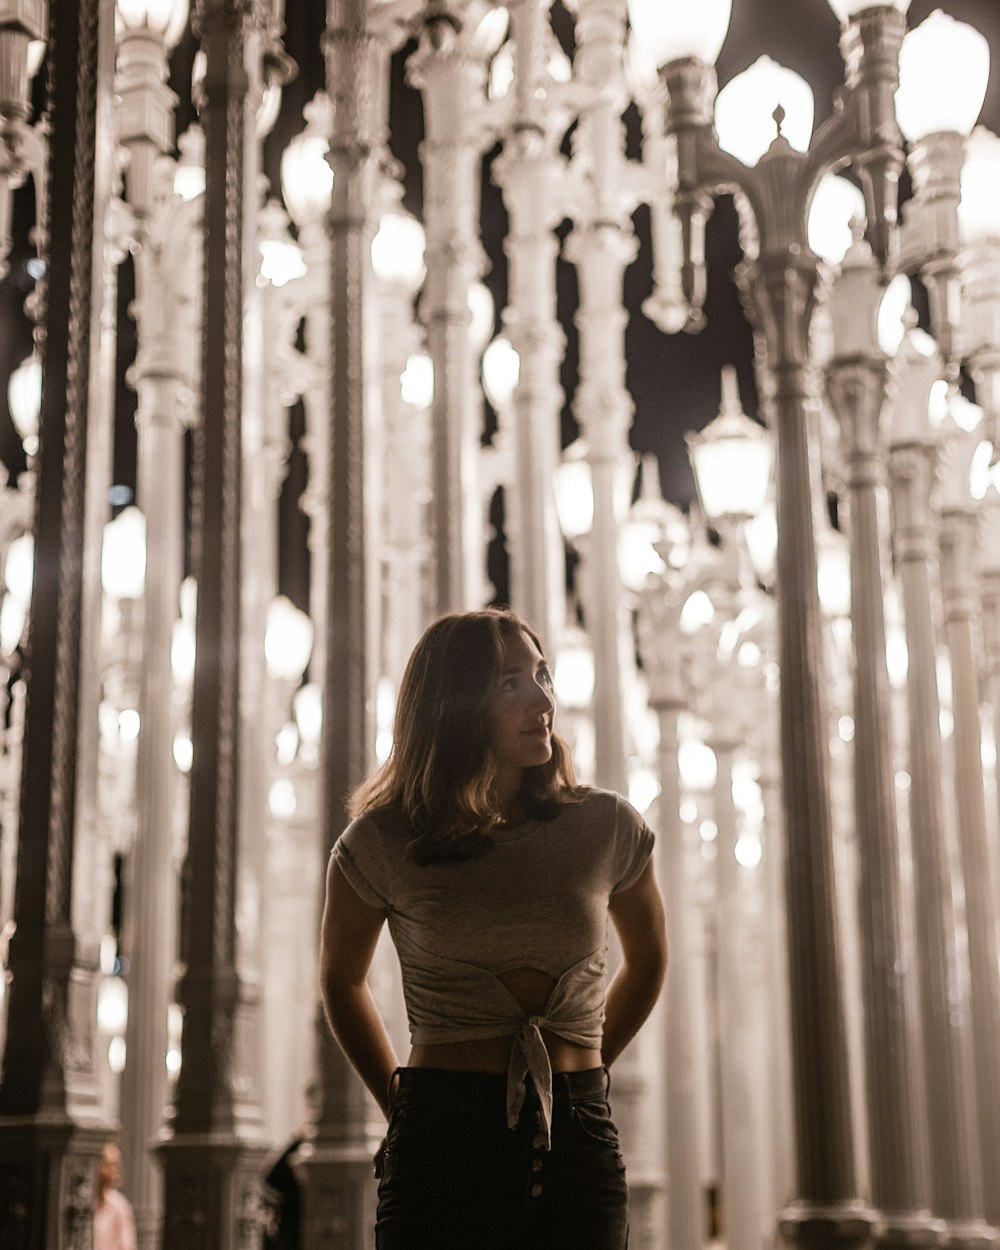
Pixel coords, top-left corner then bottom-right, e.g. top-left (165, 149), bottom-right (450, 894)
top-left (331, 813), bottom-right (394, 911)
top-left (610, 795), bottom-right (655, 894)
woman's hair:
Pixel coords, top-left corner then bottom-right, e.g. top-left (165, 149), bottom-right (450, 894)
top-left (349, 609), bottom-right (583, 863)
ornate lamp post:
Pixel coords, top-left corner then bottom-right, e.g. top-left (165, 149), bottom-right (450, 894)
top-left (407, 1), bottom-right (503, 613)
top-left (112, 11), bottom-right (200, 1240)
top-left (687, 367), bottom-right (775, 1250)
top-left (634, 0), bottom-right (921, 1243)
top-left (888, 325), bottom-right (991, 1241)
top-left (0, 0), bottom-right (48, 277)
top-left (826, 230), bottom-right (936, 1247)
top-left (936, 406), bottom-right (1000, 1223)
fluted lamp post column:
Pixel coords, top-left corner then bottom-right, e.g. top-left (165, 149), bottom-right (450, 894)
top-left (634, 0), bottom-right (917, 1243)
top-left (298, 5), bottom-right (409, 1249)
top-left (885, 325), bottom-right (993, 1248)
top-left (113, 7), bottom-right (199, 1245)
top-left (407, 1), bottom-right (503, 613)
top-left (157, 0), bottom-right (269, 1243)
top-left (957, 127), bottom-right (1000, 458)
top-left (687, 368), bottom-right (773, 1250)
top-left (936, 410), bottom-right (1000, 1224)
top-left (636, 556), bottom-right (706, 1250)
top-left (826, 233), bottom-right (936, 1248)
top-left (494, 0), bottom-right (569, 649)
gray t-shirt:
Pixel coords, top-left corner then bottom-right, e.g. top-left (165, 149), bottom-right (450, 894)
top-left (332, 787), bottom-right (654, 1144)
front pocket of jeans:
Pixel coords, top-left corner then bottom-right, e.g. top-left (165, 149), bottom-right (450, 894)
top-left (572, 1099), bottom-right (621, 1149)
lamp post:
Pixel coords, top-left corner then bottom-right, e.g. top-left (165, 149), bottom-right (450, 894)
top-left (886, 326), bottom-right (992, 1246)
top-left (686, 367), bottom-right (773, 1250)
top-left (638, 0), bottom-right (918, 1241)
top-left (957, 126), bottom-right (1000, 459)
top-left (0, 0), bottom-right (48, 278)
top-left (0, 0), bottom-right (117, 1239)
top-left (636, 552), bottom-right (706, 1250)
top-left (936, 408), bottom-right (1000, 1223)
top-left (112, 8), bottom-right (201, 1232)
top-left (297, 6), bottom-right (412, 1249)
top-left (407, 1), bottom-right (502, 613)
top-left (493, 0), bottom-right (569, 649)
top-left (826, 231), bottom-right (935, 1247)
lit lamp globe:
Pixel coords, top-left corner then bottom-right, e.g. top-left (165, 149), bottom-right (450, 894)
top-left (626, 0), bottom-right (732, 67)
top-left (808, 174), bottom-right (866, 267)
top-left (687, 367), bottom-right (772, 523)
top-left (896, 11), bottom-right (989, 142)
top-left (828, 227), bottom-right (884, 361)
top-left (959, 127), bottom-right (1000, 242)
top-left (372, 210), bottom-right (426, 292)
top-left (554, 627), bottom-right (596, 711)
top-left (8, 351), bottom-right (42, 456)
top-left (482, 336), bottom-right (520, 413)
top-left (264, 596), bottom-right (314, 684)
top-left (716, 57), bottom-right (814, 167)
top-left (554, 440), bottom-right (594, 541)
top-left (280, 94), bottom-right (334, 230)
top-left (468, 282), bottom-right (495, 356)
top-left (116, 0), bottom-right (190, 47)
top-left (101, 508), bottom-right (147, 602)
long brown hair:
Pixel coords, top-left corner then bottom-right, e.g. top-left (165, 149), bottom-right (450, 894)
top-left (350, 609), bottom-right (583, 863)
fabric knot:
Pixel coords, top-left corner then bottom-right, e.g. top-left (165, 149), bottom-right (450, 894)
top-left (506, 1016), bottom-right (554, 1149)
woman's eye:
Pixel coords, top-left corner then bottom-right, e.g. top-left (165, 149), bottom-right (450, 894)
top-left (538, 668), bottom-right (553, 687)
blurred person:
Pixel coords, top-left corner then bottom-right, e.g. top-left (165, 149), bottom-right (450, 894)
top-left (93, 1142), bottom-right (136, 1250)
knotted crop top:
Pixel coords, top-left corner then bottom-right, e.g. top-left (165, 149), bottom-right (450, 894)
top-left (332, 788), bottom-right (654, 1147)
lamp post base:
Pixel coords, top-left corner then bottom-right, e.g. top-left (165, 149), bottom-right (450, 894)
top-left (296, 1144), bottom-right (375, 1250)
top-left (779, 1200), bottom-right (876, 1250)
top-left (0, 1119), bottom-right (109, 1249)
top-left (158, 1136), bottom-right (269, 1250)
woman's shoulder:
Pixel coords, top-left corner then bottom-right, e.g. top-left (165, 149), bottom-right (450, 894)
top-left (342, 803), bottom-right (412, 847)
top-left (553, 786), bottom-right (622, 825)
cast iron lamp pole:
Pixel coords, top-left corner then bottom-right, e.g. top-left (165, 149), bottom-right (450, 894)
top-left (887, 326), bottom-right (995, 1248)
top-left (825, 233), bottom-right (936, 1249)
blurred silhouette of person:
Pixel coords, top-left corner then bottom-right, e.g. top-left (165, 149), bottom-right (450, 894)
top-left (262, 1130), bottom-right (305, 1250)
top-left (93, 1142), bottom-right (136, 1250)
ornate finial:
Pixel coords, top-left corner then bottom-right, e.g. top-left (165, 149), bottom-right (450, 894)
top-left (772, 103), bottom-right (785, 137)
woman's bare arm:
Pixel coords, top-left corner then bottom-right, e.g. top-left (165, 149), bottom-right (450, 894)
top-left (319, 855), bottom-right (401, 1119)
top-left (602, 858), bottom-right (668, 1067)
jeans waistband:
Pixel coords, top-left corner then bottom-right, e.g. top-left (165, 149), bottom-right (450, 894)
top-left (391, 1065), bottom-right (608, 1111)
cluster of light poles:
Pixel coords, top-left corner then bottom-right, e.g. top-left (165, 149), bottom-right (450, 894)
top-left (3, 1), bottom-right (1000, 1248)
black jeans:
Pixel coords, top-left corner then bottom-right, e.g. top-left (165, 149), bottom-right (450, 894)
top-left (375, 1066), bottom-right (629, 1250)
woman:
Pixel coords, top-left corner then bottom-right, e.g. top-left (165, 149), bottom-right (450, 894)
top-left (321, 609), bottom-right (667, 1249)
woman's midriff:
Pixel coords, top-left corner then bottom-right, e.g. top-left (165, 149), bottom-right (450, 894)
top-left (408, 1033), bottom-right (602, 1074)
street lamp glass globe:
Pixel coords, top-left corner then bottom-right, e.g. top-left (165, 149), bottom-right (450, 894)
top-left (959, 127), bottom-right (1000, 241)
top-left (554, 442), bottom-right (594, 540)
top-left (876, 273), bottom-right (912, 356)
top-left (101, 508), bottom-right (147, 601)
top-left (896, 11), bottom-right (990, 141)
top-left (827, 0), bottom-right (910, 19)
top-left (482, 336), bottom-right (520, 411)
top-left (687, 368), bottom-right (773, 521)
top-left (468, 282), bottom-right (495, 354)
top-left (554, 628), bottom-right (595, 710)
top-left (265, 595), bottom-right (314, 683)
top-left (808, 174), bottom-right (866, 264)
top-left (626, 0), bottom-right (732, 67)
top-left (7, 352), bottom-right (42, 449)
top-left (116, 0), bottom-right (190, 48)
top-left (280, 97), bottom-right (334, 228)
top-left (715, 56), bottom-right (814, 166)
top-left (3, 532), bottom-right (34, 606)
top-left (372, 211), bottom-right (426, 289)
top-left (401, 353), bottom-right (434, 408)
top-left (293, 682), bottom-right (323, 747)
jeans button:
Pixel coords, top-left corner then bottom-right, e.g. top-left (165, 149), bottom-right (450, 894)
top-left (531, 1184), bottom-right (543, 1198)
top-left (531, 1158), bottom-right (543, 1173)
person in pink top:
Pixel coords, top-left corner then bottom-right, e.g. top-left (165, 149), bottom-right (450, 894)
top-left (93, 1142), bottom-right (137, 1250)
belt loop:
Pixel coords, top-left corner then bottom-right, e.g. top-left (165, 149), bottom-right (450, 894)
top-left (603, 1066), bottom-right (611, 1099)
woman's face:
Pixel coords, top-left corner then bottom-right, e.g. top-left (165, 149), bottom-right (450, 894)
top-left (486, 629), bottom-right (556, 797)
